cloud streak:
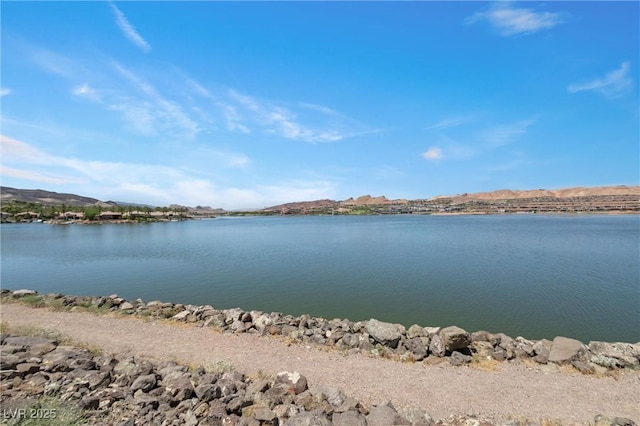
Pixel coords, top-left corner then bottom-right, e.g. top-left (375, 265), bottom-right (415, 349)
top-left (0, 88), bottom-right (11, 97)
top-left (467, 2), bottom-right (565, 36)
top-left (1, 135), bottom-right (336, 209)
top-left (568, 62), bottom-right (634, 99)
top-left (226, 89), bottom-right (370, 143)
top-left (110, 2), bottom-right (151, 53)
top-left (422, 117), bottom-right (536, 163)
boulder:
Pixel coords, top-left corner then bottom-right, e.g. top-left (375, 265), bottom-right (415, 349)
top-left (333, 410), bottom-right (367, 426)
top-left (12, 289), bottom-right (37, 298)
top-left (130, 374), bottom-right (157, 392)
top-left (429, 334), bottom-right (446, 357)
top-left (589, 342), bottom-right (640, 369)
top-left (449, 351), bottom-right (473, 366)
top-left (309, 384), bottom-right (346, 408)
top-left (404, 337), bottom-right (428, 361)
top-left (594, 415), bottom-right (637, 426)
top-left (548, 336), bottom-right (585, 364)
top-left (283, 409), bottom-right (332, 426)
top-left (407, 324), bottom-right (425, 339)
top-left (439, 326), bottom-right (471, 351)
top-left (119, 302), bottom-right (134, 311)
top-left (194, 383), bottom-right (221, 401)
top-left (399, 407), bottom-right (435, 425)
top-left (366, 404), bottom-right (410, 426)
top-left (275, 371), bottom-right (308, 395)
top-left (172, 310), bottom-right (191, 320)
top-left (366, 319), bottom-right (402, 349)
top-left (532, 339), bottom-right (552, 364)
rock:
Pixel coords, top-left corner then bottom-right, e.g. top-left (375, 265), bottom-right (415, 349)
top-left (532, 339), bottom-right (552, 364)
top-left (407, 324), bottom-right (425, 339)
top-left (594, 414), bottom-right (637, 426)
top-left (12, 289), bottom-right (37, 298)
top-left (249, 405), bottom-right (276, 422)
top-left (254, 314), bottom-right (273, 333)
top-left (80, 395), bottom-right (100, 410)
top-left (283, 409), bottom-right (332, 426)
top-left (400, 407), bottom-right (435, 425)
top-left (165, 376), bottom-right (195, 402)
top-left (172, 310), bottom-right (191, 320)
top-left (470, 341), bottom-right (494, 359)
top-left (119, 302), bottom-right (134, 311)
top-left (333, 410), bottom-right (367, 425)
top-left (204, 313), bottom-right (227, 328)
top-left (450, 351), bottom-right (473, 366)
top-left (571, 360), bottom-right (595, 374)
top-left (275, 371), bottom-right (308, 395)
top-left (131, 373), bottom-right (157, 392)
top-left (273, 403), bottom-right (300, 422)
top-left (405, 337), bottom-right (428, 361)
top-left (548, 336), bottom-right (585, 365)
top-left (246, 378), bottom-right (270, 395)
top-left (258, 383), bottom-right (294, 407)
top-left (439, 326), bottom-right (471, 351)
top-left (367, 404), bottom-right (410, 426)
top-left (15, 363), bottom-right (40, 376)
top-left (429, 334), bottom-right (446, 357)
top-left (589, 342), bottom-right (640, 369)
top-left (366, 319), bottom-right (402, 349)
top-left (424, 326), bottom-right (440, 336)
top-left (309, 384), bottom-right (346, 408)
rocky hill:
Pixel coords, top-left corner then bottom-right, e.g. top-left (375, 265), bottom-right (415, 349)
top-left (436, 185), bottom-right (640, 202)
top-left (0, 186), bottom-right (114, 207)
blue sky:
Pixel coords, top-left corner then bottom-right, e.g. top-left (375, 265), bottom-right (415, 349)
top-left (1, 1), bottom-right (638, 209)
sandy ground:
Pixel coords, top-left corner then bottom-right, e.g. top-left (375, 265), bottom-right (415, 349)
top-left (1, 303), bottom-right (639, 424)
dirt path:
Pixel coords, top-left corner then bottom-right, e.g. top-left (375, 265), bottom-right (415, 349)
top-left (2, 303), bottom-right (638, 424)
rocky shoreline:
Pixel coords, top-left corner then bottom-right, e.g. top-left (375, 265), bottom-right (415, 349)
top-left (1, 289), bottom-right (639, 425)
top-left (3, 289), bottom-right (639, 372)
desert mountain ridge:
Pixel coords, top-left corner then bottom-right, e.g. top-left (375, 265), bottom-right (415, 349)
top-left (430, 185), bottom-right (640, 202)
top-left (264, 185), bottom-right (639, 211)
top-left (1, 185), bottom-right (638, 212)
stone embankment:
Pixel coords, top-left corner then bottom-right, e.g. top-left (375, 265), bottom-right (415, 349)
top-left (1, 289), bottom-right (639, 425)
top-left (4, 290), bottom-right (640, 372)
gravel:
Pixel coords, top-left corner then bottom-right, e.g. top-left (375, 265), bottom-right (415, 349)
top-left (2, 303), bottom-right (638, 424)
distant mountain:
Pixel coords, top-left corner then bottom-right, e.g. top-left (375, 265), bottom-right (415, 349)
top-left (432, 185), bottom-right (640, 201)
top-left (0, 186), bottom-right (114, 207)
top-left (262, 185), bottom-right (640, 212)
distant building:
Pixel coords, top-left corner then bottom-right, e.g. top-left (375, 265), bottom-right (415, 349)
top-left (99, 211), bottom-right (122, 220)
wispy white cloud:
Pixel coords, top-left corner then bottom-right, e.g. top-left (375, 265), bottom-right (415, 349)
top-left (219, 103), bottom-right (251, 134)
top-left (480, 118), bottom-right (536, 148)
top-left (1, 135), bottom-right (334, 209)
top-left (110, 2), bottom-right (151, 53)
top-left (0, 88), bottom-right (11, 97)
top-left (110, 63), bottom-right (200, 138)
top-left (71, 83), bottom-right (102, 102)
top-left (467, 2), bottom-right (565, 36)
top-left (226, 89), bottom-right (370, 143)
top-left (567, 62), bottom-right (634, 99)
top-left (29, 47), bottom-right (78, 78)
top-left (422, 118), bottom-right (535, 163)
top-left (426, 114), bottom-right (478, 131)
top-left (422, 147), bottom-right (443, 161)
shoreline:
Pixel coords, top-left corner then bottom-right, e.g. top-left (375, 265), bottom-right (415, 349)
top-left (1, 292), bottom-right (639, 425)
top-left (3, 289), bottom-right (638, 371)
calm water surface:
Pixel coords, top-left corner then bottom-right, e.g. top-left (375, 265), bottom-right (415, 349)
top-left (2, 215), bottom-right (639, 342)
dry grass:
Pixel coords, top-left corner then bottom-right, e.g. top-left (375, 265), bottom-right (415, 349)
top-left (470, 354), bottom-right (501, 372)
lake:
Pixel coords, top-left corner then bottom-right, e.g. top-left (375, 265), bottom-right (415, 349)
top-left (1, 214), bottom-right (639, 343)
